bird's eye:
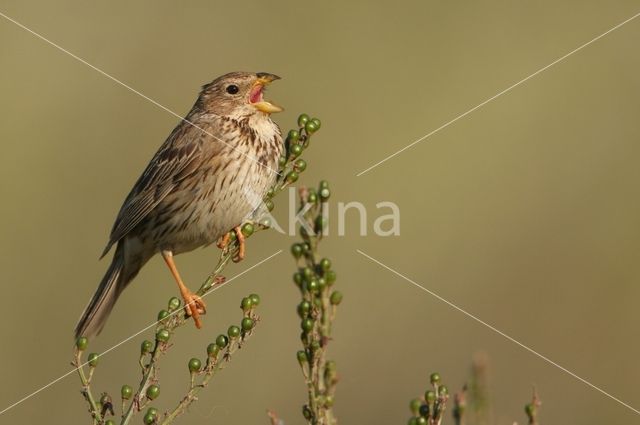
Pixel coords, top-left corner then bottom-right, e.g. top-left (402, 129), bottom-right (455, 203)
top-left (226, 84), bottom-right (239, 94)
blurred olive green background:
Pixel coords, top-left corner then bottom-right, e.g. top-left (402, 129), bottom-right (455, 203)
top-left (1, 1), bottom-right (639, 424)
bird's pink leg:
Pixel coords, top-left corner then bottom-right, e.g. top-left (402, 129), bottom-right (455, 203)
top-left (161, 250), bottom-right (206, 329)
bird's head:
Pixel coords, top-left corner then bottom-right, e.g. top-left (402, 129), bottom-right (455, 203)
top-left (197, 71), bottom-right (283, 119)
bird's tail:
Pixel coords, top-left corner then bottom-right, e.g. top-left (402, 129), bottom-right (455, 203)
top-left (75, 243), bottom-right (138, 339)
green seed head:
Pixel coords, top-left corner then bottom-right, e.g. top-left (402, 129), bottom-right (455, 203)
top-left (294, 159), bottom-right (307, 172)
top-left (430, 372), bottom-right (441, 385)
top-left (293, 272), bottom-right (304, 287)
top-left (296, 350), bottom-right (308, 364)
top-left (305, 121), bottom-right (319, 134)
top-left (287, 129), bottom-right (300, 142)
top-left (297, 300), bottom-right (312, 318)
top-left (156, 329), bottom-right (170, 343)
top-left (416, 416), bottom-right (428, 425)
top-left (291, 243), bottom-right (304, 258)
top-left (319, 180), bottom-right (329, 189)
top-left (240, 297), bottom-right (253, 312)
top-left (286, 171), bottom-right (299, 183)
top-left (241, 223), bottom-right (254, 237)
top-left (264, 199), bottom-right (274, 211)
top-left (121, 384), bottom-right (133, 400)
top-left (425, 390), bottom-right (436, 404)
top-left (330, 291), bottom-right (343, 305)
top-left (215, 334), bottom-right (229, 349)
top-left (249, 293), bottom-right (260, 306)
top-left (143, 412), bottom-right (156, 425)
top-left (301, 318), bottom-right (314, 333)
top-left (439, 385), bottom-right (449, 396)
top-left (141, 340), bottom-right (153, 355)
top-left (310, 118), bottom-right (321, 130)
top-left (157, 309), bottom-right (170, 321)
top-left (307, 279), bottom-right (320, 293)
top-left (87, 353), bottom-right (99, 368)
top-left (146, 407), bottom-right (158, 417)
top-left (325, 269), bottom-right (337, 285)
top-left (525, 403), bottom-right (535, 417)
top-left (302, 267), bottom-right (314, 280)
top-left (168, 297), bottom-right (181, 311)
top-left (241, 317), bottom-right (255, 331)
top-left (227, 325), bottom-right (241, 339)
top-left (410, 398), bottom-right (422, 415)
top-left (297, 114), bottom-right (310, 127)
top-left (320, 258), bottom-right (332, 271)
top-left (75, 336), bottom-right (88, 351)
top-left (278, 156), bottom-right (286, 166)
top-left (188, 357), bottom-right (202, 373)
top-left (319, 187), bottom-right (331, 201)
top-left (289, 144), bottom-right (303, 159)
top-left (206, 343), bottom-right (219, 357)
top-left (145, 385), bottom-right (160, 400)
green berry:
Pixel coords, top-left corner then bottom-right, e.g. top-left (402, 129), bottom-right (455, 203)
top-left (425, 390), bottom-right (436, 404)
top-left (317, 277), bottom-right (327, 289)
top-left (319, 187), bottom-right (330, 201)
top-left (157, 309), bottom-right (169, 321)
top-left (143, 412), bottom-right (156, 424)
top-left (297, 301), bottom-right (312, 318)
top-left (416, 416), bottom-right (428, 425)
top-left (293, 272), bottom-right (304, 287)
top-left (438, 385), bottom-right (449, 396)
top-left (249, 293), bottom-right (260, 306)
top-left (241, 223), bottom-right (254, 237)
top-left (307, 279), bottom-right (320, 293)
top-left (146, 385), bottom-right (160, 400)
top-left (285, 171), bottom-right (299, 183)
top-left (302, 267), bottom-right (314, 280)
top-left (305, 121), bottom-right (319, 134)
top-left (325, 269), bottom-right (337, 285)
top-left (241, 317), bottom-right (255, 331)
top-left (330, 291), bottom-right (343, 305)
top-left (430, 372), bottom-right (441, 385)
top-left (227, 325), bottom-right (241, 339)
top-left (525, 403), bottom-right (535, 417)
top-left (296, 350), bottom-right (308, 364)
top-left (215, 334), bottom-right (228, 349)
top-left (240, 297), bottom-right (253, 312)
top-left (264, 199), bottom-right (274, 211)
top-left (188, 357), bottom-right (202, 373)
top-left (121, 384), bottom-right (133, 400)
top-left (146, 407), bottom-right (158, 417)
top-left (287, 129), bottom-right (300, 142)
top-left (266, 187), bottom-right (275, 198)
top-left (289, 144), bottom-right (303, 158)
top-left (297, 114), bottom-right (310, 127)
top-left (141, 340), bottom-right (153, 355)
top-left (75, 336), bottom-right (88, 351)
top-left (291, 243), bottom-right (304, 258)
top-left (308, 192), bottom-right (318, 203)
top-left (206, 343), bottom-right (219, 357)
top-left (320, 258), bottom-right (331, 271)
top-left (278, 156), bottom-right (286, 166)
top-left (319, 180), bottom-right (329, 189)
top-left (301, 318), bottom-right (314, 332)
top-left (156, 329), bottom-right (170, 343)
top-left (168, 297), bottom-right (181, 311)
top-left (294, 159), bottom-right (307, 172)
top-left (87, 353), bottom-right (99, 368)
top-left (311, 118), bottom-right (321, 129)
top-left (410, 398), bottom-right (422, 415)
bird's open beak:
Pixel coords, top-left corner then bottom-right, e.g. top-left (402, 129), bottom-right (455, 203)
top-left (250, 73), bottom-right (283, 114)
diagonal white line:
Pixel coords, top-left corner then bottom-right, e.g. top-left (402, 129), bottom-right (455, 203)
top-left (0, 10), bottom-right (280, 176)
top-left (356, 10), bottom-right (640, 177)
top-left (356, 249), bottom-right (640, 415)
top-left (0, 250), bottom-right (282, 416)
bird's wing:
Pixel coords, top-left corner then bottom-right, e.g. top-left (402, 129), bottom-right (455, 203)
top-left (100, 123), bottom-right (213, 257)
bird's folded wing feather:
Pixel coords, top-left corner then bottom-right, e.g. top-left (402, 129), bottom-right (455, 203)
top-left (100, 124), bottom-right (215, 257)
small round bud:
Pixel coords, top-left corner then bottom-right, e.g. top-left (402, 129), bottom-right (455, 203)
top-left (121, 384), bottom-right (133, 400)
top-left (305, 121), bottom-right (319, 134)
top-left (241, 223), bottom-right (254, 237)
top-left (293, 272), bottom-right (304, 287)
top-left (264, 199), bottom-right (274, 211)
top-left (301, 318), bottom-right (314, 332)
top-left (296, 350), bottom-right (308, 364)
top-left (266, 187), bottom-right (275, 198)
top-left (291, 243), bottom-right (304, 258)
top-left (215, 334), bottom-right (228, 349)
top-left (430, 372), bottom-right (441, 385)
top-left (314, 216), bottom-right (327, 234)
top-left (319, 187), bottom-right (330, 201)
top-left (425, 390), bottom-right (436, 404)
top-left (188, 357), bottom-right (202, 373)
top-left (249, 293), bottom-right (260, 306)
top-left (87, 353), bottom-right (99, 368)
top-left (416, 416), bottom-right (428, 425)
top-left (241, 317), bottom-right (255, 331)
top-left (156, 329), bottom-right (170, 343)
top-left (320, 258), bottom-right (332, 271)
top-left (311, 118), bottom-right (321, 129)
top-left (525, 403), bottom-right (535, 417)
top-left (308, 192), bottom-right (318, 203)
top-left (319, 180), bottom-right (329, 189)
top-left (145, 385), bottom-right (160, 400)
top-left (297, 114), bottom-right (310, 127)
top-left (240, 297), bottom-right (253, 312)
top-left (330, 291), bottom-right (343, 305)
top-left (439, 385), bottom-right (449, 396)
top-left (206, 343), bottom-right (219, 357)
top-left (146, 407), bottom-right (158, 417)
top-left (227, 325), bottom-right (241, 339)
top-left (75, 336), bottom-right (88, 351)
top-left (143, 412), bottom-right (156, 424)
top-left (157, 309), bottom-right (169, 321)
top-left (302, 267), bottom-right (314, 280)
top-left (409, 398), bottom-right (422, 415)
top-left (325, 269), bottom-right (337, 285)
top-left (141, 340), bottom-right (153, 355)
top-left (289, 144), bottom-right (303, 158)
top-left (168, 297), bottom-right (181, 311)
top-left (287, 129), bottom-right (300, 142)
top-left (294, 159), bottom-right (307, 172)
top-left (297, 300), bottom-right (312, 318)
top-left (307, 279), bottom-right (320, 293)
top-left (285, 171), bottom-right (299, 183)
top-left (100, 393), bottom-right (111, 406)
top-left (302, 405), bottom-right (313, 420)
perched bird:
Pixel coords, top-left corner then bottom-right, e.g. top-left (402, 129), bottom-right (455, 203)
top-left (75, 72), bottom-right (284, 339)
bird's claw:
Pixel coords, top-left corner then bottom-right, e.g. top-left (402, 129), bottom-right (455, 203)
top-left (232, 226), bottom-right (245, 262)
top-left (182, 291), bottom-right (206, 329)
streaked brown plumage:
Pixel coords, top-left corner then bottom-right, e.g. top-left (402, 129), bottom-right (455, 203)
top-left (75, 72), bottom-right (283, 339)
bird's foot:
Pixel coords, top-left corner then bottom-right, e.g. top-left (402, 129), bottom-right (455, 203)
top-left (216, 232), bottom-right (231, 250)
top-left (182, 291), bottom-right (206, 329)
top-left (232, 226), bottom-right (245, 263)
